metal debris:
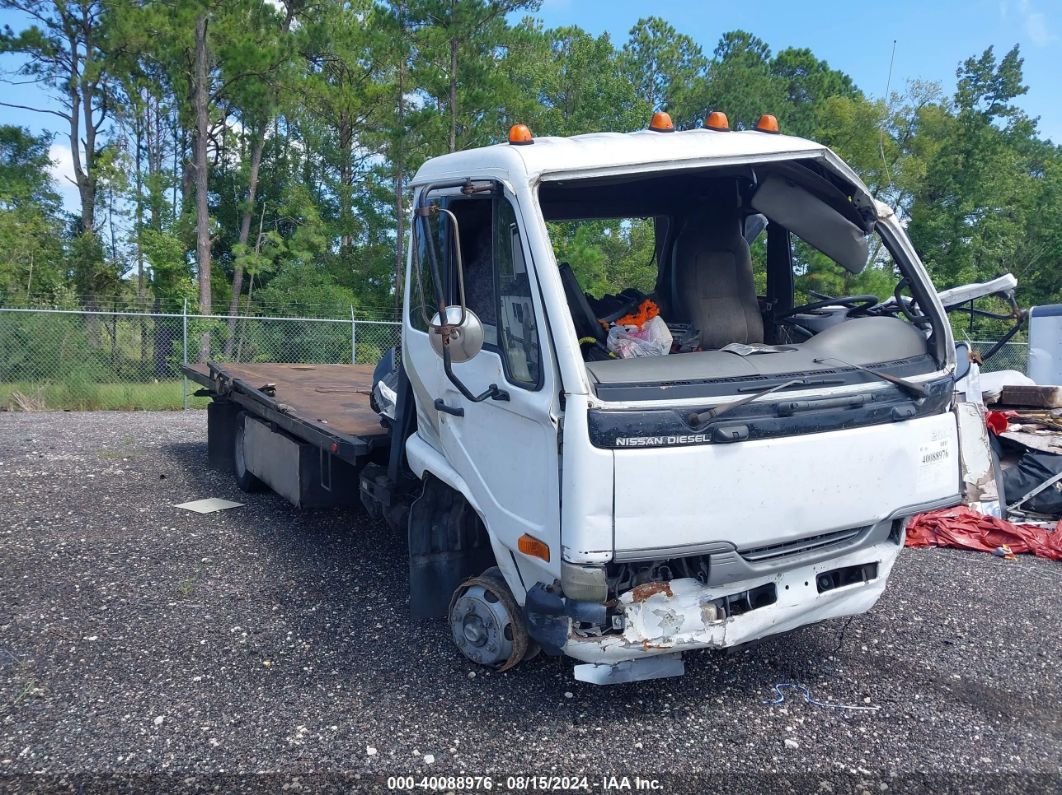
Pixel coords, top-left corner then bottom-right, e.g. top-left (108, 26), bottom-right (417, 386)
top-left (174, 498), bottom-right (244, 514)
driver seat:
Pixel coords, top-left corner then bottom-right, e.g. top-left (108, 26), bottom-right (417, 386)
top-left (558, 262), bottom-right (606, 345)
top-left (671, 203), bottom-right (764, 349)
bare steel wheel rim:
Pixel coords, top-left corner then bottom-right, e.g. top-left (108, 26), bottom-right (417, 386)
top-left (450, 584), bottom-right (514, 668)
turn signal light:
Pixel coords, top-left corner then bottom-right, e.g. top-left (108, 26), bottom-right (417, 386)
top-left (518, 533), bottom-right (550, 562)
top-left (648, 111), bottom-right (674, 132)
top-left (754, 114), bottom-right (780, 134)
top-left (508, 123), bottom-right (534, 145)
top-left (704, 111), bottom-right (730, 131)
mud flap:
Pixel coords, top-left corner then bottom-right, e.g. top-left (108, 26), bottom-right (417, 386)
top-left (408, 476), bottom-right (495, 619)
top-left (207, 399), bottom-right (239, 472)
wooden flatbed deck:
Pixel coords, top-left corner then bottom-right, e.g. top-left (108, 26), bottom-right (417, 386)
top-left (183, 362), bottom-right (389, 459)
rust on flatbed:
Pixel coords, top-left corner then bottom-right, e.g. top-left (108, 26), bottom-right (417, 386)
top-left (184, 362), bottom-right (388, 441)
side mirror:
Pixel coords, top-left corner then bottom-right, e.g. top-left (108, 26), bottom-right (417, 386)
top-left (429, 306), bottom-right (484, 363)
top-left (954, 341), bottom-right (972, 382)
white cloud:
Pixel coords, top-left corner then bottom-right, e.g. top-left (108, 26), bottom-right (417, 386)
top-left (48, 141), bottom-right (82, 215)
top-left (1001, 0), bottom-right (1056, 46)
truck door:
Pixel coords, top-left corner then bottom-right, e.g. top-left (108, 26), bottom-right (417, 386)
top-left (405, 187), bottom-right (562, 587)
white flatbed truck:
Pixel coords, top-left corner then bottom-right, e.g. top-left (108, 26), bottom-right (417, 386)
top-left (185, 112), bottom-right (966, 684)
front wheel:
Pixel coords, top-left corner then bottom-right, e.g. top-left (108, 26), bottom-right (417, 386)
top-left (448, 566), bottom-right (538, 671)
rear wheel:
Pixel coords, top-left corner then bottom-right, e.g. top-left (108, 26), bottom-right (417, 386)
top-left (448, 566), bottom-right (538, 671)
top-left (233, 412), bottom-right (265, 493)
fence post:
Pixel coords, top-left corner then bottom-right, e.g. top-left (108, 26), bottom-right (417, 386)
top-left (182, 298), bottom-right (189, 410)
top-left (351, 306), bottom-right (357, 365)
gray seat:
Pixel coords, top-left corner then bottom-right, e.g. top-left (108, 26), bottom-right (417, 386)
top-left (671, 204), bottom-right (764, 349)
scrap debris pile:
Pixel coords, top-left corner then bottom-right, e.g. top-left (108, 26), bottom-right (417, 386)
top-left (907, 506), bottom-right (1062, 561)
top-left (908, 370), bottom-right (1062, 561)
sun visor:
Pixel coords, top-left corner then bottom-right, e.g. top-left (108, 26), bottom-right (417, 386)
top-left (751, 175), bottom-right (869, 274)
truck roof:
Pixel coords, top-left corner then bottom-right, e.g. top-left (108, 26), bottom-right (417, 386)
top-left (411, 126), bottom-right (854, 189)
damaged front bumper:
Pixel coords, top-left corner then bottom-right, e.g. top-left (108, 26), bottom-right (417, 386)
top-left (526, 539), bottom-right (901, 673)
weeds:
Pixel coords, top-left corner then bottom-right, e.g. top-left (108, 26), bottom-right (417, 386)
top-left (0, 381), bottom-right (210, 411)
top-left (177, 568), bottom-right (202, 598)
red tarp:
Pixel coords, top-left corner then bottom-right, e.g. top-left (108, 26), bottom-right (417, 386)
top-left (906, 506), bottom-right (1062, 561)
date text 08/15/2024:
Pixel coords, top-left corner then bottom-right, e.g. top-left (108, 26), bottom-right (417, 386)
top-left (385, 775), bottom-right (664, 791)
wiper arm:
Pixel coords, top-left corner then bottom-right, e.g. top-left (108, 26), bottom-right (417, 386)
top-left (812, 356), bottom-right (927, 399)
top-left (688, 378), bottom-right (805, 427)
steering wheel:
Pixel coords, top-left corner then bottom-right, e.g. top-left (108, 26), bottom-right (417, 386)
top-left (892, 277), bottom-right (930, 325)
top-left (774, 294), bottom-right (881, 323)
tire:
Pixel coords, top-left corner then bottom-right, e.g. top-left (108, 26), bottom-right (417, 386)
top-left (448, 566), bottom-right (538, 671)
top-left (233, 412), bottom-right (266, 493)
top-left (480, 567), bottom-right (541, 662)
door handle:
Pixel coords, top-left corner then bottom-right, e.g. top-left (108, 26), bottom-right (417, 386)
top-left (434, 398), bottom-right (465, 417)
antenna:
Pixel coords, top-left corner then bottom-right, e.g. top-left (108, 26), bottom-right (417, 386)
top-left (879, 39), bottom-right (897, 192)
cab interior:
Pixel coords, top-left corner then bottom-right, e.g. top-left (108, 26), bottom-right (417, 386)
top-left (538, 162), bottom-right (946, 399)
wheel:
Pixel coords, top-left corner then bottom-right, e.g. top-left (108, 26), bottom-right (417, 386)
top-left (448, 566), bottom-right (536, 671)
top-left (480, 567), bottom-right (541, 662)
top-left (233, 412), bottom-right (265, 493)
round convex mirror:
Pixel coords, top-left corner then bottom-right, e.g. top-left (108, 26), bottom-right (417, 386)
top-left (429, 306), bottom-right (485, 363)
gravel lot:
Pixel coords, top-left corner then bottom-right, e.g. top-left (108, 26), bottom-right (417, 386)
top-left (1, 411), bottom-right (1060, 791)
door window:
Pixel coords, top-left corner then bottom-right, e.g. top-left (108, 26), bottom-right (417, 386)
top-left (494, 199), bottom-right (541, 388)
top-left (410, 190), bottom-right (542, 389)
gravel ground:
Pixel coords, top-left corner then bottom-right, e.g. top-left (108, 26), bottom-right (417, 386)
top-left (1, 411), bottom-right (1060, 791)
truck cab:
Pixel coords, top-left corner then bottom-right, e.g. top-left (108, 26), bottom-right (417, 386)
top-left (391, 113), bottom-right (962, 683)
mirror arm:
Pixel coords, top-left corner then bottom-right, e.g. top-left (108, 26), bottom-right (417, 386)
top-left (435, 206), bottom-right (467, 327)
top-left (442, 345), bottom-right (509, 403)
top-left (412, 178), bottom-right (509, 405)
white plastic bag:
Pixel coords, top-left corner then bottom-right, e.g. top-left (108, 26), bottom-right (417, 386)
top-left (606, 315), bottom-right (673, 358)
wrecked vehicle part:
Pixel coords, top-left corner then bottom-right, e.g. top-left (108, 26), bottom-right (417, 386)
top-left (574, 654), bottom-right (685, 685)
top-left (559, 539), bottom-right (901, 667)
top-left (526, 512), bottom-right (924, 672)
top-left (955, 401), bottom-right (1001, 505)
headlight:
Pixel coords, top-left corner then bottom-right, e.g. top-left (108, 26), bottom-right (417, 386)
top-left (561, 562), bottom-right (608, 603)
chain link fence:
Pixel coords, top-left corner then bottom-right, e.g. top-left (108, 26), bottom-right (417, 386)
top-left (969, 340), bottom-right (1030, 374)
top-left (0, 306), bottom-right (1031, 411)
top-left (0, 306), bottom-right (400, 411)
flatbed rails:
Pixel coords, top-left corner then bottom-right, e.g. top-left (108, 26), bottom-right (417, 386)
top-left (183, 362), bottom-right (390, 466)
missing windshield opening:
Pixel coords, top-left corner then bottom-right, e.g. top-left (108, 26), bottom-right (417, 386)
top-left (540, 163), bottom-right (945, 401)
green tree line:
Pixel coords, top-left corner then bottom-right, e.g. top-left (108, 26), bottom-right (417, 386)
top-left (1, 1), bottom-right (1059, 350)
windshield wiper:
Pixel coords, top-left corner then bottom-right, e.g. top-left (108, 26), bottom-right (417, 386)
top-left (688, 378), bottom-right (805, 427)
top-left (812, 356), bottom-right (927, 399)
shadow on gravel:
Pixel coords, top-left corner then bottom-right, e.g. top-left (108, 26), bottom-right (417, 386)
top-left (157, 438), bottom-right (874, 720)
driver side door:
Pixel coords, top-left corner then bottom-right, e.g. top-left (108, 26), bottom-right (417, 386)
top-left (404, 186), bottom-right (562, 587)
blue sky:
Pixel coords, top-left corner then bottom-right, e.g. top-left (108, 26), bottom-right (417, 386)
top-left (2, 0), bottom-right (1059, 213)
top-left (531, 0), bottom-right (1062, 142)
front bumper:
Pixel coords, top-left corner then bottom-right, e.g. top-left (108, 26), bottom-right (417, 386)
top-left (558, 539), bottom-right (902, 665)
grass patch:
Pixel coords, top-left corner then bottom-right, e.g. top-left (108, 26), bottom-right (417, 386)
top-left (0, 380), bottom-right (210, 411)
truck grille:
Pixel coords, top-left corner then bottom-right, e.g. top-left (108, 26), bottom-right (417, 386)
top-left (739, 526), bottom-right (868, 563)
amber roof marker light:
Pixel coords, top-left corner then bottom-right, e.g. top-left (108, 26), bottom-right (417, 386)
top-left (754, 114), bottom-right (780, 134)
top-left (648, 111), bottom-right (675, 132)
top-left (508, 123), bottom-right (534, 145)
top-left (704, 111), bottom-right (730, 131)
